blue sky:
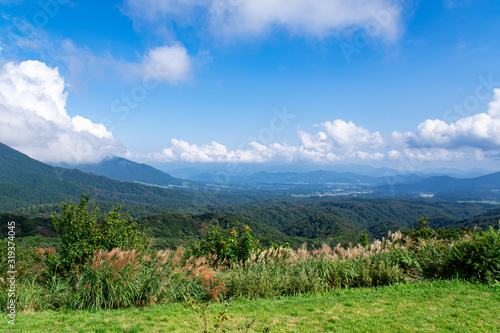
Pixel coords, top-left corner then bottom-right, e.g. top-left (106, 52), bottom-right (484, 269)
top-left (1, 0), bottom-right (500, 171)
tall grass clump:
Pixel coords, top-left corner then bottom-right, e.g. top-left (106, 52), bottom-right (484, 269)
top-left (222, 246), bottom-right (324, 298)
top-left (72, 249), bottom-right (142, 309)
top-left (71, 248), bottom-right (180, 309)
top-left (221, 237), bottom-right (407, 299)
top-left (318, 254), bottom-right (405, 289)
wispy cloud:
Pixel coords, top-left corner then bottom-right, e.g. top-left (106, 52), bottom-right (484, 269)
top-left (2, 18), bottom-right (193, 90)
top-left (443, 0), bottom-right (473, 9)
top-left (122, 0), bottom-right (404, 41)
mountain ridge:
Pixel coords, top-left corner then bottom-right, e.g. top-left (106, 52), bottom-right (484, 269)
top-left (0, 142), bottom-right (261, 211)
top-left (60, 156), bottom-right (184, 186)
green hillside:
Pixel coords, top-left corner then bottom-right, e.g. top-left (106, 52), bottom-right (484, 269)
top-left (224, 197), bottom-right (487, 228)
top-left (137, 211), bottom-right (307, 248)
top-left (283, 212), bottom-right (363, 245)
top-left (0, 212), bottom-right (55, 238)
top-left (450, 208), bottom-right (500, 230)
top-left (0, 142), bottom-right (263, 210)
top-left (6, 198), bottom-right (499, 251)
top-left (70, 156), bottom-right (184, 186)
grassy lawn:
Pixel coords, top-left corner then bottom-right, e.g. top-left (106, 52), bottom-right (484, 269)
top-left (5, 280), bottom-right (500, 333)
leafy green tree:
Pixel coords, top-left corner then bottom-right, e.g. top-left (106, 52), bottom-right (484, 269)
top-left (52, 194), bottom-right (151, 271)
top-left (406, 216), bottom-right (434, 240)
top-left (359, 231), bottom-right (370, 247)
top-left (190, 225), bottom-right (259, 265)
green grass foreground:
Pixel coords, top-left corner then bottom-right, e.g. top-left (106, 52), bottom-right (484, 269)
top-left (6, 280), bottom-right (500, 333)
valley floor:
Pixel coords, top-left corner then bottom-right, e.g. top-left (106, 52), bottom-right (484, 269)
top-left (8, 280), bottom-right (500, 333)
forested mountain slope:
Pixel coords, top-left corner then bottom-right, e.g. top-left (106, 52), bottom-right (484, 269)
top-left (65, 156), bottom-right (184, 187)
top-left (0, 142), bottom-right (262, 210)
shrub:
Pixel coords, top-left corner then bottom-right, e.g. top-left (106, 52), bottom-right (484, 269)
top-left (359, 231), bottom-right (371, 247)
top-left (385, 246), bottom-right (422, 281)
top-left (189, 225), bottom-right (259, 266)
top-left (444, 227), bottom-right (500, 283)
top-left (410, 239), bottom-right (452, 280)
top-left (404, 216), bottom-right (434, 241)
top-left (52, 195), bottom-right (151, 271)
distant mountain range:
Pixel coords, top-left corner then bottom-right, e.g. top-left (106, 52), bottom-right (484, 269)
top-left (379, 172), bottom-right (500, 194)
top-left (167, 168), bottom-right (426, 185)
top-left (163, 167), bottom-right (500, 198)
top-left (179, 170), bottom-right (380, 184)
top-left (1, 141), bottom-right (500, 212)
top-left (165, 164), bottom-right (493, 181)
top-left (0, 142), bottom-right (259, 211)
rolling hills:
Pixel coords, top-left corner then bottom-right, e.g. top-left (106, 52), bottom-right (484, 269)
top-left (379, 172), bottom-right (500, 194)
top-left (4, 198), bottom-right (499, 250)
top-left (0, 142), bottom-right (263, 211)
top-left (2, 140), bottom-right (500, 249)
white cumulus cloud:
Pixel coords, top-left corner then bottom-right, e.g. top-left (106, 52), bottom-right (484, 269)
top-left (299, 120), bottom-right (384, 152)
top-left (407, 89), bottom-right (500, 150)
top-left (0, 60), bottom-right (123, 164)
top-left (153, 134), bottom-right (386, 164)
top-left (142, 45), bottom-right (192, 83)
top-left (322, 120), bottom-right (384, 149)
top-left (138, 90), bottom-right (500, 166)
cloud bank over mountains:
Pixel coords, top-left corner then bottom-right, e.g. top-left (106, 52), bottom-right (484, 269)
top-left (147, 91), bottom-right (500, 164)
top-left (406, 90), bottom-right (500, 150)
